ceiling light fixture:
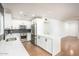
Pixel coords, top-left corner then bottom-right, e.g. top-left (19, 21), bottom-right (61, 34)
top-left (19, 11), bottom-right (23, 15)
top-left (32, 14), bottom-right (35, 17)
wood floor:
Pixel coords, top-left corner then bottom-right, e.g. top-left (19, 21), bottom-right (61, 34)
top-left (22, 41), bottom-right (52, 56)
top-left (56, 36), bottom-right (79, 56)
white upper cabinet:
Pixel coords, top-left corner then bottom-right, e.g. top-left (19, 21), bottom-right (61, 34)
top-left (4, 13), bottom-right (12, 29)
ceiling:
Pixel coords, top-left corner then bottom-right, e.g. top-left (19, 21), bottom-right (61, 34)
top-left (2, 3), bottom-right (79, 20)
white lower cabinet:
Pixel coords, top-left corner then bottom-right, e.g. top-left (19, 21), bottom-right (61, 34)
top-left (46, 38), bottom-right (52, 53)
top-left (37, 36), bottom-right (52, 54)
top-left (37, 36), bottom-right (41, 47)
top-left (40, 37), bottom-right (46, 50)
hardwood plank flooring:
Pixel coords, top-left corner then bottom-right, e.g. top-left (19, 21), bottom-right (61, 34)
top-left (22, 41), bottom-right (52, 56)
top-left (56, 36), bottom-right (79, 56)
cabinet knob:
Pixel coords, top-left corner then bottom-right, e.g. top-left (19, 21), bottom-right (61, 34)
top-left (45, 39), bottom-right (47, 42)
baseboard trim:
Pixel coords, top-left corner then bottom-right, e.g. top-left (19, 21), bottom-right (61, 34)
top-left (53, 50), bottom-right (60, 56)
top-left (34, 44), bottom-right (52, 56)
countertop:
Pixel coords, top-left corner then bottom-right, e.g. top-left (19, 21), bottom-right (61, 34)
top-left (0, 34), bottom-right (29, 56)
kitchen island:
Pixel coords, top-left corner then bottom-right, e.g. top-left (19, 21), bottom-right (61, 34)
top-left (0, 34), bottom-right (29, 56)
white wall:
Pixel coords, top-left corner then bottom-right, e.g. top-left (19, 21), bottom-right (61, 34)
top-left (64, 20), bottom-right (79, 36)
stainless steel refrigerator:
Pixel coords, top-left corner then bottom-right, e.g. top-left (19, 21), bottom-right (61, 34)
top-left (31, 23), bottom-right (37, 45)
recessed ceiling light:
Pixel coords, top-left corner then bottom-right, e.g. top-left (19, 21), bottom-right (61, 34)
top-left (32, 14), bottom-right (35, 17)
top-left (19, 11), bottom-right (23, 15)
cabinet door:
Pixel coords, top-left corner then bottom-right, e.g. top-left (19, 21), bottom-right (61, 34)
top-left (41, 37), bottom-right (46, 50)
top-left (37, 36), bottom-right (52, 53)
top-left (42, 37), bottom-right (52, 53)
top-left (37, 36), bottom-right (41, 47)
top-left (46, 38), bottom-right (52, 53)
top-left (37, 36), bottom-right (46, 50)
top-left (39, 37), bottom-right (45, 49)
top-left (40, 37), bottom-right (43, 48)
